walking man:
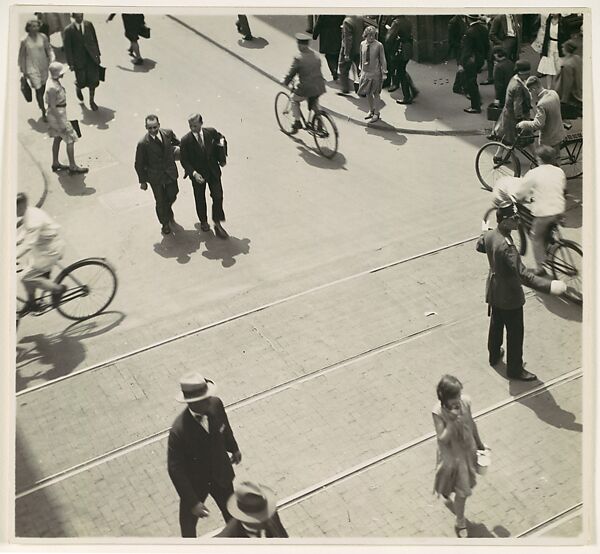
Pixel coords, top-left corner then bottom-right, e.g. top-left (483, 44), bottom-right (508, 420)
top-left (63, 13), bottom-right (102, 110)
top-left (167, 373), bottom-right (242, 537)
top-left (134, 114), bottom-right (180, 235)
top-left (338, 15), bottom-right (363, 95)
top-left (216, 481), bottom-right (289, 538)
top-left (387, 15), bottom-right (419, 104)
top-left (476, 201), bottom-right (567, 381)
top-left (460, 15), bottom-right (489, 114)
top-left (179, 113), bottom-right (229, 238)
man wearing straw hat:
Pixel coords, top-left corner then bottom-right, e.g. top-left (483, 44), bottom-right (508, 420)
top-left (167, 373), bottom-right (242, 537)
top-left (216, 481), bottom-right (289, 538)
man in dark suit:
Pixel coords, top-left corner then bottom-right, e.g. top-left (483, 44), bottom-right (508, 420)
top-left (216, 481), bottom-right (288, 538)
top-left (134, 114), bottom-right (180, 235)
top-left (387, 15), bottom-right (419, 104)
top-left (179, 113), bottom-right (229, 238)
top-left (482, 13), bottom-right (521, 84)
top-left (476, 201), bottom-right (566, 381)
top-left (312, 15), bottom-right (345, 81)
top-left (448, 15), bottom-right (468, 94)
top-left (168, 373), bottom-right (242, 537)
top-left (338, 15), bottom-right (363, 95)
top-left (460, 15), bottom-right (489, 113)
top-left (63, 13), bottom-right (101, 110)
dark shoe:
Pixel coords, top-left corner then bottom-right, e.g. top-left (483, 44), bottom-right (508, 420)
top-left (364, 111), bottom-right (374, 120)
top-left (76, 87), bottom-right (84, 101)
top-left (337, 90), bottom-right (350, 96)
top-left (464, 107), bottom-right (481, 114)
top-left (489, 347), bottom-right (505, 367)
top-left (90, 101), bottom-right (98, 111)
top-left (133, 57), bottom-right (144, 65)
top-left (388, 85), bottom-right (399, 92)
top-left (243, 34), bottom-right (253, 40)
top-left (200, 221), bottom-right (210, 232)
top-left (509, 369), bottom-right (538, 381)
top-left (161, 224), bottom-right (171, 235)
top-left (480, 80), bottom-right (494, 85)
top-left (353, 82), bottom-right (359, 93)
top-left (51, 284), bottom-right (67, 306)
top-left (290, 120), bottom-right (302, 134)
top-left (52, 163), bottom-right (69, 172)
top-left (396, 99), bottom-right (413, 105)
top-left (68, 166), bottom-right (89, 175)
top-left (21, 300), bottom-right (43, 314)
top-left (492, 156), bottom-right (508, 165)
top-left (486, 133), bottom-right (498, 141)
top-left (214, 222), bottom-right (229, 239)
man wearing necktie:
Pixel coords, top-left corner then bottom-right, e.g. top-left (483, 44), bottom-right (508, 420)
top-left (134, 114), bottom-right (180, 235)
top-left (63, 13), bottom-right (102, 110)
top-left (180, 113), bottom-right (229, 238)
top-left (167, 373), bottom-right (242, 537)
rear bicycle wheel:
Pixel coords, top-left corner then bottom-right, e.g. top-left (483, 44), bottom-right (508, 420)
top-left (475, 142), bottom-right (521, 191)
top-left (274, 91), bottom-right (296, 135)
top-left (55, 258), bottom-right (118, 320)
top-left (482, 207), bottom-right (527, 255)
top-left (547, 240), bottom-right (582, 305)
top-left (311, 110), bottom-right (338, 158)
top-left (560, 141), bottom-right (583, 180)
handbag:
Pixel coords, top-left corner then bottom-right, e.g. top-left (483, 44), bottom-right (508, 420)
top-left (98, 65), bottom-right (106, 82)
top-left (20, 76), bottom-right (32, 103)
top-left (486, 103), bottom-right (502, 122)
top-left (139, 25), bottom-right (151, 39)
top-left (70, 120), bottom-right (82, 138)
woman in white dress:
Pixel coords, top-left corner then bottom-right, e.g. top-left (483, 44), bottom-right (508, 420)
top-left (537, 14), bottom-right (568, 88)
top-left (18, 19), bottom-right (55, 120)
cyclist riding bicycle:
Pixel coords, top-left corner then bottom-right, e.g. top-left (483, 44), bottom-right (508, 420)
top-left (17, 192), bottom-right (66, 312)
top-left (281, 32), bottom-right (327, 134)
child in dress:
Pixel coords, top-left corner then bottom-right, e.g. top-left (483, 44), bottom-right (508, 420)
top-left (357, 26), bottom-right (387, 123)
top-left (432, 375), bottom-right (485, 538)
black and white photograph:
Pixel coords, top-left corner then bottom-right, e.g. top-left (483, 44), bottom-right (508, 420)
top-left (0, 1), bottom-right (596, 551)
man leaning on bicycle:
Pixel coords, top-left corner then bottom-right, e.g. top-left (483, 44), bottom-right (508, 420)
top-left (282, 32), bottom-right (327, 134)
top-left (17, 192), bottom-right (66, 312)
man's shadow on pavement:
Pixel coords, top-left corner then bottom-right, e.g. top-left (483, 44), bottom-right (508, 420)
top-left (116, 58), bottom-right (157, 73)
top-left (153, 222), bottom-right (204, 264)
top-left (364, 121), bottom-right (408, 147)
top-left (533, 292), bottom-right (582, 322)
top-left (443, 498), bottom-right (511, 537)
top-left (238, 37), bottom-right (268, 49)
top-left (15, 311), bottom-right (125, 392)
top-left (79, 103), bottom-right (116, 130)
top-left (201, 230), bottom-right (250, 268)
top-left (57, 171), bottom-right (96, 196)
top-left (27, 117), bottom-right (48, 134)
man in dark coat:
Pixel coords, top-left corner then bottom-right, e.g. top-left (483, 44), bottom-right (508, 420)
top-left (460, 15), bottom-right (489, 113)
top-left (63, 13), bottom-right (101, 110)
top-left (312, 15), bottom-right (344, 81)
top-left (134, 114), bottom-right (180, 235)
top-left (167, 373), bottom-right (242, 537)
top-left (179, 113), bottom-right (229, 238)
top-left (216, 481), bottom-right (288, 538)
top-left (448, 15), bottom-right (468, 93)
top-left (482, 13), bottom-right (521, 85)
top-left (386, 15), bottom-right (419, 104)
top-left (491, 46), bottom-right (515, 106)
top-left (338, 15), bottom-right (363, 94)
top-left (476, 201), bottom-right (566, 381)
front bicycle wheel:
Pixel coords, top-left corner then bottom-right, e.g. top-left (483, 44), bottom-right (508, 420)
top-left (274, 91), bottom-right (296, 136)
top-left (547, 240), bottom-right (582, 305)
top-left (475, 142), bottom-right (521, 191)
top-left (482, 207), bottom-right (527, 255)
top-left (311, 110), bottom-right (338, 159)
top-left (55, 258), bottom-right (118, 320)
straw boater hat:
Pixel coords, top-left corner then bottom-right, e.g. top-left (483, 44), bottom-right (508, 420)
top-left (48, 61), bottom-right (65, 79)
top-left (227, 481), bottom-right (277, 524)
top-left (175, 372), bottom-right (217, 403)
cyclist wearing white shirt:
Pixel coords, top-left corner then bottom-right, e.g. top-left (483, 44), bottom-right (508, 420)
top-left (17, 193), bottom-right (66, 311)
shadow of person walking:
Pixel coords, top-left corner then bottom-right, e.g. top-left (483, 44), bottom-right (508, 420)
top-left (153, 223), bottom-right (204, 264)
top-left (201, 231), bottom-right (251, 268)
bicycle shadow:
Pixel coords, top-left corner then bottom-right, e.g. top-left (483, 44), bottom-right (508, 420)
top-left (295, 143), bottom-right (347, 170)
top-left (15, 311), bottom-right (126, 392)
top-left (201, 230), bottom-right (251, 268)
top-left (56, 171), bottom-right (96, 196)
top-left (153, 222), bottom-right (205, 264)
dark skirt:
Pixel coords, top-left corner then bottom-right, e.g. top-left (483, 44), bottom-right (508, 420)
top-left (122, 14), bottom-right (145, 42)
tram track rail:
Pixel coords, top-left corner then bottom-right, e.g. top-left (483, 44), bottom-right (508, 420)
top-left (517, 502), bottom-right (583, 537)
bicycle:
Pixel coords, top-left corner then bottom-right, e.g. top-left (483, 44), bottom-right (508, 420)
top-left (475, 126), bottom-right (583, 191)
top-left (482, 202), bottom-right (582, 305)
top-left (274, 88), bottom-right (339, 159)
top-left (17, 257), bottom-right (118, 323)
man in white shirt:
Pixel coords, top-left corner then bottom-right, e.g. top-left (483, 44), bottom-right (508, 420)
top-left (519, 145), bottom-right (567, 274)
top-left (16, 193), bottom-right (66, 311)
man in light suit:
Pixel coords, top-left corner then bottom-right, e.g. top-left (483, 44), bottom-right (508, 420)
top-left (63, 13), bottom-right (101, 110)
top-left (476, 201), bottom-right (566, 381)
top-left (167, 373), bottom-right (242, 537)
top-left (179, 113), bottom-right (229, 238)
top-left (134, 114), bottom-right (180, 235)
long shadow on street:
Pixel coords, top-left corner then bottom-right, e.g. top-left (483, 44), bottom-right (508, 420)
top-left (79, 103), bottom-right (116, 130)
top-left (201, 231), bottom-right (251, 268)
top-left (153, 223), bottom-right (205, 264)
top-left (116, 57), bottom-right (157, 73)
top-left (57, 171), bottom-right (96, 196)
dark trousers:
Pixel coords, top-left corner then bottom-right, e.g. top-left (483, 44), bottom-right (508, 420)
top-left (325, 52), bottom-right (340, 79)
top-left (192, 176), bottom-right (225, 223)
top-left (488, 306), bottom-right (524, 376)
top-left (338, 52), bottom-right (360, 93)
top-left (395, 58), bottom-right (418, 100)
top-left (179, 481), bottom-right (234, 537)
top-left (150, 180), bottom-right (178, 225)
top-left (236, 15), bottom-right (251, 37)
top-left (463, 61), bottom-right (481, 109)
top-left (453, 67), bottom-right (464, 93)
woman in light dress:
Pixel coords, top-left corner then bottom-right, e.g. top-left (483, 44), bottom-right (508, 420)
top-left (18, 19), bottom-right (55, 120)
top-left (536, 14), bottom-right (568, 88)
top-left (357, 26), bottom-right (387, 123)
top-left (45, 62), bottom-right (88, 175)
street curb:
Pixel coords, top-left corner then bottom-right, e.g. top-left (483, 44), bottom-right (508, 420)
top-left (18, 137), bottom-right (49, 209)
top-left (167, 15), bottom-right (488, 138)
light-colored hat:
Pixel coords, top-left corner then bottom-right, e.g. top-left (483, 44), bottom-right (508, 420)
top-left (227, 481), bottom-right (277, 524)
top-left (48, 61), bottom-right (65, 79)
top-left (175, 372), bottom-right (217, 403)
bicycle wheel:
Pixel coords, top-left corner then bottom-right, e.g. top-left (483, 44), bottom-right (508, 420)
top-left (54, 258), bottom-right (118, 320)
top-left (560, 141), bottom-right (583, 180)
top-left (547, 240), bottom-right (582, 305)
top-left (274, 91), bottom-right (296, 136)
top-left (475, 142), bottom-right (521, 191)
top-left (311, 110), bottom-right (338, 159)
top-left (482, 207), bottom-right (527, 255)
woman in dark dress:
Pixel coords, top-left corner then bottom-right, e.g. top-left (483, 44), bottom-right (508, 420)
top-left (107, 13), bottom-right (147, 65)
